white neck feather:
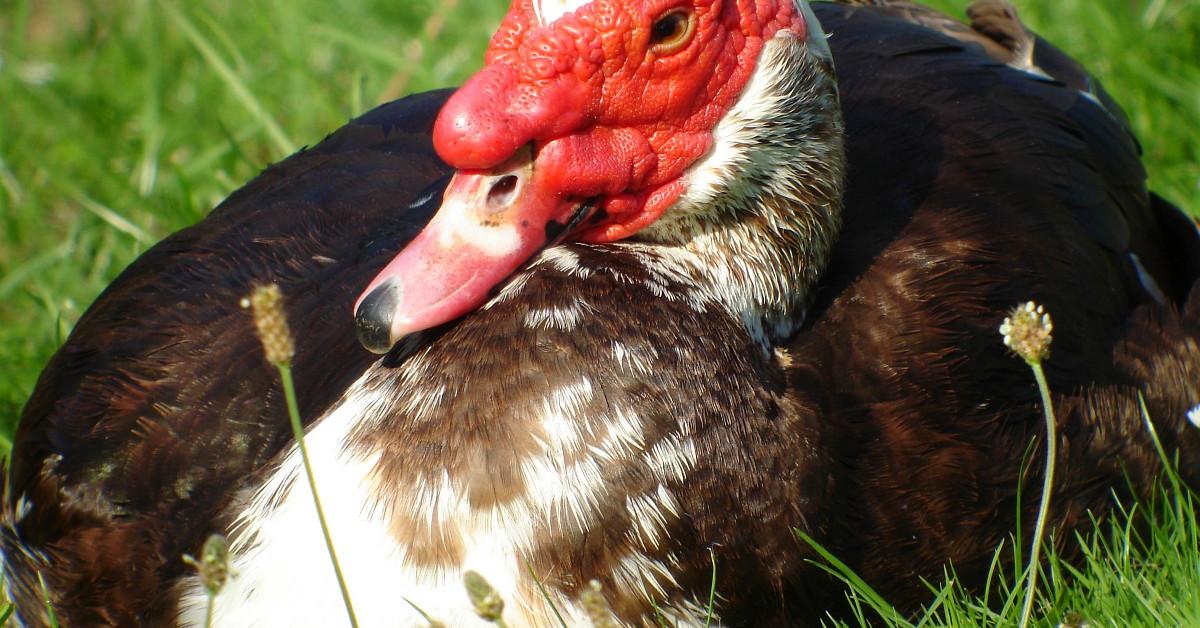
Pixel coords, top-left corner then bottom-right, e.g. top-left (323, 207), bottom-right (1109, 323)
top-left (636, 25), bottom-right (844, 347)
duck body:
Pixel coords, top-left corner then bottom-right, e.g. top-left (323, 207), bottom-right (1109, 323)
top-left (788, 3), bottom-right (1200, 611)
top-left (5, 1), bottom-right (1200, 626)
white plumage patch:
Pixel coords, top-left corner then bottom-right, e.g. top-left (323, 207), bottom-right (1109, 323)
top-left (173, 384), bottom-right (555, 627)
top-left (534, 0), bottom-right (589, 26)
top-left (611, 340), bottom-right (655, 375)
top-left (611, 551), bottom-right (679, 602)
top-left (595, 405), bottom-right (648, 463)
top-left (649, 14), bottom-right (843, 348)
top-left (538, 245), bottom-right (592, 278)
top-left (13, 494), bottom-right (32, 523)
top-left (644, 433), bottom-right (698, 484)
top-left (624, 486), bottom-right (678, 550)
top-left (177, 391), bottom-right (450, 627)
top-left (684, 3), bottom-right (830, 209)
top-left (178, 366), bottom-right (682, 626)
top-left (524, 303), bottom-right (585, 330)
top-left (485, 246), bottom-right (591, 308)
top-left (485, 268), bottom-right (533, 307)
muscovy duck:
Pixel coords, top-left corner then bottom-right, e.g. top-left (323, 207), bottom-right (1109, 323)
top-left (4, 0), bottom-right (1199, 625)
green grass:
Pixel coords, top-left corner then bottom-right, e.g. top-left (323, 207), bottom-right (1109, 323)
top-left (812, 421), bottom-right (1200, 628)
top-left (815, 482), bottom-right (1200, 627)
top-left (0, 0), bottom-right (509, 443)
top-left (1, 0), bottom-right (1198, 625)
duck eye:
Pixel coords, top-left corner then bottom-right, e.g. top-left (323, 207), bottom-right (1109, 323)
top-left (649, 8), bottom-right (695, 55)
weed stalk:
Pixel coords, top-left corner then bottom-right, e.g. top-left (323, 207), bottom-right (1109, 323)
top-left (246, 285), bottom-right (359, 628)
top-left (1000, 301), bottom-right (1057, 628)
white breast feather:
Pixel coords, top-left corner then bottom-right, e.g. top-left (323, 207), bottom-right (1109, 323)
top-left (176, 365), bottom-right (703, 626)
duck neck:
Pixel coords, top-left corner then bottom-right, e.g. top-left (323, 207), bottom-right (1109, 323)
top-left (635, 30), bottom-right (845, 347)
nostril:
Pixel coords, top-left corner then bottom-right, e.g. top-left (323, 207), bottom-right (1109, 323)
top-left (486, 175), bottom-right (519, 211)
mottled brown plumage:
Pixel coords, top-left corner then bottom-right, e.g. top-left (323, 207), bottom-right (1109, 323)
top-left (4, 1), bottom-right (1199, 626)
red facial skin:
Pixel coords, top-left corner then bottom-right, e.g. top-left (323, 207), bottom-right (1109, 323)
top-left (435, 0), bottom-right (807, 240)
top-left (355, 0), bottom-right (808, 349)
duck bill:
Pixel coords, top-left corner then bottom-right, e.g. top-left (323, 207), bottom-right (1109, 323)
top-left (354, 146), bottom-right (589, 354)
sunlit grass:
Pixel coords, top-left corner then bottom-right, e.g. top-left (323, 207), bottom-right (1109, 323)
top-left (0, 0), bottom-right (506, 440)
top-left (813, 410), bottom-right (1200, 628)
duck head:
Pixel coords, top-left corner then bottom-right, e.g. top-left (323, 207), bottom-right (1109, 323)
top-left (355, 0), bottom-right (841, 353)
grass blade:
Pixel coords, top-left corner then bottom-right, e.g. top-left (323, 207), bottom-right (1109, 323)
top-left (278, 363), bottom-right (360, 628)
top-left (705, 546), bottom-right (717, 627)
top-left (794, 529), bottom-right (911, 627)
top-left (160, 1), bottom-right (296, 158)
top-left (37, 572), bottom-right (60, 628)
top-left (524, 560), bottom-right (568, 628)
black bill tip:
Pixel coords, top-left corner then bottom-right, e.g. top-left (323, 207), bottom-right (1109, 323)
top-left (355, 281), bottom-right (400, 354)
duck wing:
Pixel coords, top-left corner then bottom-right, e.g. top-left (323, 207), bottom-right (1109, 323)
top-left (3, 90), bottom-right (454, 624)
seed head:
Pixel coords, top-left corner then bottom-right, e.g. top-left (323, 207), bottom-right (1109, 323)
top-left (463, 570), bottom-right (505, 623)
top-left (580, 579), bottom-right (618, 628)
top-left (243, 284), bottom-right (295, 366)
top-left (999, 301), bottom-right (1053, 365)
top-left (1058, 610), bottom-right (1092, 628)
top-left (182, 533), bottom-right (231, 597)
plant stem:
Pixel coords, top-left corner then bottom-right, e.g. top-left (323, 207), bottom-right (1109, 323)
top-left (277, 363), bottom-right (359, 628)
top-left (1018, 361), bottom-right (1056, 628)
top-left (37, 572), bottom-right (59, 628)
top-left (704, 547), bottom-right (717, 627)
top-left (525, 561), bottom-right (567, 628)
